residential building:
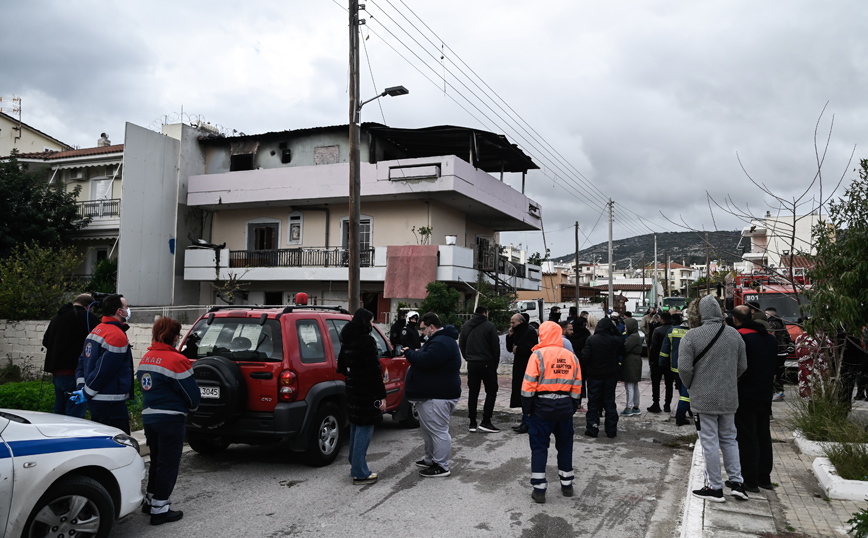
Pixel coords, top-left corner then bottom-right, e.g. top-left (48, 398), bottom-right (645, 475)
top-left (16, 137), bottom-right (124, 278)
top-left (183, 123), bottom-right (543, 320)
top-left (739, 212), bottom-right (819, 271)
top-left (645, 262), bottom-right (698, 297)
top-left (1, 111), bottom-right (71, 157)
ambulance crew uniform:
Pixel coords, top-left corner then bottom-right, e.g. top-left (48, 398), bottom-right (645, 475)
top-left (76, 316), bottom-right (135, 433)
top-left (521, 321), bottom-right (583, 502)
top-left (137, 341), bottom-right (200, 524)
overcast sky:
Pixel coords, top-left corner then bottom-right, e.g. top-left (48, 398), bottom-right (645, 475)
top-left (3, 1), bottom-right (866, 258)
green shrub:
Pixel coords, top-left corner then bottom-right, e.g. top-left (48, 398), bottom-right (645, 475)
top-left (827, 443), bottom-right (868, 481)
top-left (419, 282), bottom-right (464, 329)
top-left (849, 504), bottom-right (868, 538)
top-left (0, 243), bottom-right (82, 320)
top-left (0, 380), bottom-right (54, 412)
top-left (786, 374), bottom-right (868, 443)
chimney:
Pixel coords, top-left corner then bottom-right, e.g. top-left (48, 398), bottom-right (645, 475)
top-left (97, 133), bottom-right (111, 147)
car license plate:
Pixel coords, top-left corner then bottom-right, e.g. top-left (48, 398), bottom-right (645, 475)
top-left (200, 386), bottom-right (220, 399)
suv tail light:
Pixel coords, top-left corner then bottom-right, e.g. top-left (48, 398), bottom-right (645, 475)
top-left (278, 370), bottom-right (299, 402)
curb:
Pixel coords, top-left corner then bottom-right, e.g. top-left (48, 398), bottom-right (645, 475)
top-left (680, 441), bottom-right (706, 538)
top-left (812, 457), bottom-right (868, 501)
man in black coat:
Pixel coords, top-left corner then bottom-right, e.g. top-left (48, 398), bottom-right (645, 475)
top-left (506, 313), bottom-right (538, 434)
top-left (582, 316), bottom-right (623, 438)
top-left (404, 313), bottom-right (462, 478)
top-left (647, 310), bottom-right (675, 413)
top-left (459, 306), bottom-right (501, 433)
top-left (401, 311), bottom-right (422, 350)
top-left (732, 305), bottom-right (777, 492)
top-left (42, 294), bottom-right (99, 417)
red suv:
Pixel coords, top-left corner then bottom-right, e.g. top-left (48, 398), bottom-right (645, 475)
top-left (180, 305), bottom-right (418, 466)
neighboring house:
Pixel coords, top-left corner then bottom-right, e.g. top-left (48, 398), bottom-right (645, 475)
top-left (183, 122), bottom-right (543, 320)
top-left (739, 212), bottom-right (819, 272)
top-left (645, 262), bottom-right (698, 297)
top-left (16, 136), bottom-right (124, 278)
top-left (1, 111), bottom-right (71, 157)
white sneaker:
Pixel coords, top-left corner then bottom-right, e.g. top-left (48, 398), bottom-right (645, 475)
top-left (772, 391), bottom-right (785, 401)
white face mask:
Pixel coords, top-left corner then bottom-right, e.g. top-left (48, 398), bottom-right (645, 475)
top-left (123, 307), bottom-right (131, 321)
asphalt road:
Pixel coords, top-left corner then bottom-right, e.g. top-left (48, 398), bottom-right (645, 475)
top-left (113, 388), bottom-right (692, 538)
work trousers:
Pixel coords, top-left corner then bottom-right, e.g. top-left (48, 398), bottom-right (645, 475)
top-left (649, 358), bottom-right (674, 407)
top-left (88, 401), bottom-right (131, 434)
top-left (697, 413), bottom-right (743, 490)
top-left (145, 420), bottom-right (185, 514)
top-left (527, 414), bottom-right (574, 491)
top-left (734, 401), bottom-right (773, 489)
top-left (414, 399), bottom-right (458, 470)
top-left (586, 378), bottom-right (618, 436)
top-left (466, 361), bottom-right (498, 422)
top-left (674, 374), bottom-right (690, 420)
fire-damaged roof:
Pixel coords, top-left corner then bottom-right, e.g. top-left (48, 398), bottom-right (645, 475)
top-left (199, 122), bottom-right (538, 174)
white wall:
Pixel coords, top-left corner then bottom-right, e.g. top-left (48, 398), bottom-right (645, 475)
top-left (0, 320), bottom-right (193, 374)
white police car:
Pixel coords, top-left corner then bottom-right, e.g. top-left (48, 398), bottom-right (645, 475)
top-left (0, 409), bottom-right (145, 538)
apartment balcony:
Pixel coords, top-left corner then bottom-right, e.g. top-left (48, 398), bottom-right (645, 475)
top-left (72, 199), bottom-right (121, 238)
top-left (184, 244), bottom-right (541, 291)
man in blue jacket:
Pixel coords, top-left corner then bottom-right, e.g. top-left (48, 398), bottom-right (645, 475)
top-left (404, 312), bottom-right (462, 478)
top-left (74, 294), bottom-right (135, 434)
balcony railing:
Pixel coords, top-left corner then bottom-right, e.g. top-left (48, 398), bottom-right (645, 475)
top-left (77, 199), bottom-right (120, 219)
top-left (228, 247), bottom-right (375, 268)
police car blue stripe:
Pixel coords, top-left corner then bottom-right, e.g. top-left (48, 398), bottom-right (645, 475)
top-left (0, 442), bottom-right (10, 460)
top-left (6, 436), bottom-right (123, 457)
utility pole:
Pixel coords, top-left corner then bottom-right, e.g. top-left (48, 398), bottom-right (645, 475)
top-left (705, 232), bottom-right (711, 296)
top-left (348, 0), bottom-right (362, 313)
top-left (642, 254), bottom-right (646, 306)
top-left (607, 199), bottom-right (614, 312)
top-left (653, 233), bottom-right (658, 307)
top-left (574, 221), bottom-right (579, 314)
top-left (664, 250), bottom-right (670, 297)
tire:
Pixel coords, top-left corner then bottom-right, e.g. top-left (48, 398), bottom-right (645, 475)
top-left (304, 402), bottom-right (343, 467)
top-left (187, 433), bottom-right (231, 455)
top-left (397, 398), bottom-right (420, 429)
top-left (188, 356), bottom-right (247, 428)
top-left (24, 475), bottom-right (115, 538)
top-left (529, 321), bottom-right (540, 330)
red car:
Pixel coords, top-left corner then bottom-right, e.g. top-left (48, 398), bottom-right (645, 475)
top-left (180, 305), bottom-right (418, 466)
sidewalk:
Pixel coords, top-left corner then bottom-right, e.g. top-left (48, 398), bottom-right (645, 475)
top-left (681, 384), bottom-right (868, 537)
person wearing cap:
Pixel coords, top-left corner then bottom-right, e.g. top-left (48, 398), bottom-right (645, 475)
top-left (401, 311), bottom-right (422, 349)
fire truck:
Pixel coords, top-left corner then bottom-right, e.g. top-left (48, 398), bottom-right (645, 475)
top-left (725, 273), bottom-right (809, 366)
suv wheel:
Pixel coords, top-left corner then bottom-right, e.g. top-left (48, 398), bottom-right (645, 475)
top-left (24, 475), bottom-right (115, 538)
top-left (187, 433), bottom-right (231, 455)
top-left (304, 402), bottom-right (343, 467)
top-left (188, 356), bottom-right (247, 428)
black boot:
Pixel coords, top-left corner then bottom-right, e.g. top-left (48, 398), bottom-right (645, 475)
top-left (647, 403), bottom-right (662, 413)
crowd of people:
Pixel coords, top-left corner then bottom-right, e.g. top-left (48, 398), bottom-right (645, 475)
top-left (40, 291), bottom-right (868, 512)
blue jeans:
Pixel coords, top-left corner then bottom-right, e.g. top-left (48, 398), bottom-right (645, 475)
top-left (527, 414), bottom-right (574, 491)
top-left (586, 377), bottom-right (618, 436)
top-left (348, 424), bottom-right (375, 479)
top-left (53, 375), bottom-right (86, 418)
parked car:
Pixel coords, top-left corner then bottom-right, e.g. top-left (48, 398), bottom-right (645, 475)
top-left (0, 409), bottom-right (145, 538)
top-left (181, 305), bottom-right (417, 466)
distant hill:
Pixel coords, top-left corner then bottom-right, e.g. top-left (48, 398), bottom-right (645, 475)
top-left (550, 231), bottom-right (742, 268)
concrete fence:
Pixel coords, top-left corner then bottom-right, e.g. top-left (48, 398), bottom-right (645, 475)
top-left (0, 320), bottom-right (193, 375)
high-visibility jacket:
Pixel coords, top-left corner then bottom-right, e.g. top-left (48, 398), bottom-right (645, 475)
top-left (521, 321), bottom-right (582, 420)
top-left (660, 324), bottom-right (689, 373)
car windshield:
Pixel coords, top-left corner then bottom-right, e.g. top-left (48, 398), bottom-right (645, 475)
top-left (663, 298), bottom-right (686, 309)
top-left (184, 318), bottom-right (284, 362)
top-left (743, 293), bottom-right (807, 323)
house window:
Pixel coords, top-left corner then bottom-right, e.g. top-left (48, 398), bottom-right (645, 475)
top-left (230, 154), bottom-right (255, 171)
top-left (341, 216), bottom-right (372, 251)
top-left (247, 220), bottom-right (280, 251)
top-left (288, 211), bottom-right (303, 245)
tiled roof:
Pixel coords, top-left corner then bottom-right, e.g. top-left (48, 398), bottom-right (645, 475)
top-left (782, 255), bottom-right (813, 268)
top-left (16, 144), bottom-right (124, 160)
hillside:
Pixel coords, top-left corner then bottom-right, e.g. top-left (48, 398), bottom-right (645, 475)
top-left (550, 230), bottom-right (742, 268)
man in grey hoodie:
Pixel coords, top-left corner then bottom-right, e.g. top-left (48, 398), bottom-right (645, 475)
top-left (679, 295), bottom-right (748, 503)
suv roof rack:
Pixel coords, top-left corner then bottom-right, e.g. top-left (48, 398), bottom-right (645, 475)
top-left (205, 304), bottom-right (352, 317)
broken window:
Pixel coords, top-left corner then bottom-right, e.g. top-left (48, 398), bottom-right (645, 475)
top-left (230, 140), bottom-right (260, 171)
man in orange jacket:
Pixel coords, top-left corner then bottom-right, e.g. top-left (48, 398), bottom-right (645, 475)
top-left (521, 321), bottom-right (583, 503)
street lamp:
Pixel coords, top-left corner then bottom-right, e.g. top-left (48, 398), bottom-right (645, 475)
top-left (347, 80), bottom-right (408, 313)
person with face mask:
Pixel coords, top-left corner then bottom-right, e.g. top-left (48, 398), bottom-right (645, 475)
top-left (401, 311), bottom-right (422, 350)
top-left (137, 317), bottom-right (200, 525)
top-left (72, 293), bottom-right (136, 433)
